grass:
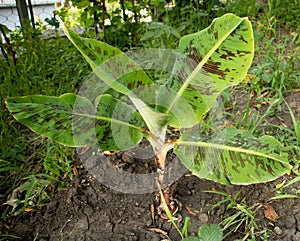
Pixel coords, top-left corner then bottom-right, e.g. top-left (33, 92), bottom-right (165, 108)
top-left (205, 190), bottom-right (260, 240)
top-left (0, 25), bottom-right (90, 218)
top-left (249, 30), bottom-right (299, 100)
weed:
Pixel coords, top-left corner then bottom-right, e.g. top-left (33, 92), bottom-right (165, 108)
top-left (0, 233), bottom-right (20, 240)
top-left (159, 189), bottom-right (223, 241)
top-left (264, 0), bottom-right (300, 30)
top-left (0, 24), bottom-right (89, 218)
top-left (205, 190), bottom-right (260, 240)
top-left (249, 31), bottom-right (300, 99)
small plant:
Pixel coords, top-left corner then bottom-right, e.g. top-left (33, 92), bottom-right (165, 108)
top-left (249, 31), bottom-right (299, 99)
top-left (6, 14), bottom-right (292, 205)
top-left (205, 190), bottom-right (260, 240)
top-left (159, 189), bottom-right (223, 240)
top-left (284, 99), bottom-right (300, 147)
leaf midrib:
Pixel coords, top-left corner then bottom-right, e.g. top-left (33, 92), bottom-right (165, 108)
top-left (166, 17), bottom-right (245, 116)
top-left (11, 102), bottom-right (144, 133)
top-left (175, 140), bottom-right (290, 165)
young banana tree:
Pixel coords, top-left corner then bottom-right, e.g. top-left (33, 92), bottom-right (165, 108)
top-left (6, 14), bottom-right (291, 209)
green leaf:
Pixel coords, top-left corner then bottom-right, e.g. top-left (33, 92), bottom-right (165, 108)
top-left (159, 189), bottom-right (183, 239)
top-left (268, 194), bottom-right (299, 201)
top-left (181, 217), bottom-right (191, 238)
top-left (6, 93), bottom-right (145, 150)
top-left (0, 160), bottom-right (22, 172)
top-left (174, 127), bottom-right (292, 185)
top-left (63, 27), bottom-right (154, 101)
top-left (93, 94), bottom-right (145, 150)
top-left (166, 13), bottom-right (254, 128)
top-left (63, 26), bottom-right (166, 136)
top-left (198, 224), bottom-right (223, 241)
top-left (181, 237), bottom-right (201, 241)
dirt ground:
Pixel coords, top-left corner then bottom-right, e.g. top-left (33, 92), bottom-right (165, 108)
top-left (2, 91), bottom-right (300, 241)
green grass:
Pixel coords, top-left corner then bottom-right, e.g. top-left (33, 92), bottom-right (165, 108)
top-left (249, 29), bottom-right (300, 99)
top-left (205, 190), bottom-right (260, 240)
top-left (0, 26), bottom-right (90, 217)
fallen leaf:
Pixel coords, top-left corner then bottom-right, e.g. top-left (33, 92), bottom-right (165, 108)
top-left (72, 166), bottom-right (78, 176)
top-left (163, 193), bottom-right (170, 206)
top-left (276, 180), bottom-right (286, 189)
top-left (279, 122), bottom-right (288, 128)
top-left (258, 91), bottom-right (269, 99)
top-left (263, 203), bottom-right (279, 222)
top-left (103, 150), bottom-right (117, 155)
top-left (148, 228), bottom-right (168, 237)
top-left (226, 122), bottom-right (235, 127)
top-left (150, 203), bottom-right (155, 223)
top-left (186, 206), bottom-right (198, 216)
top-left (25, 208), bottom-right (33, 212)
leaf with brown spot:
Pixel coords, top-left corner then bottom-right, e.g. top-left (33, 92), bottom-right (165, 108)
top-left (6, 94), bottom-right (145, 151)
top-left (165, 14), bottom-right (255, 128)
top-left (63, 26), bottom-right (154, 105)
top-left (174, 127), bottom-right (292, 185)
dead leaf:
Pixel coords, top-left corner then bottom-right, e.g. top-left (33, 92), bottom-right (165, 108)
top-left (258, 91), bottom-right (269, 99)
top-left (148, 228), bottom-right (168, 237)
top-left (150, 203), bottom-right (155, 223)
top-left (25, 208), bottom-right (33, 212)
top-left (103, 150), bottom-right (117, 155)
top-left (279, 122), bottom-right (288, 128)
top-left (72, 166), bottom-right (78, 176)
top-left (263, 203), bottom-right (279, 222)
top-left (186, 206), bottom-right (198, 216)
top-left (276, 180), bottom-right (286, 189)
top-left (225, 122), bottom-right (235, 128)
top-left (79, 146), bottom-right (90, 155)
top-left (163, 193), bottom-right (170, 206)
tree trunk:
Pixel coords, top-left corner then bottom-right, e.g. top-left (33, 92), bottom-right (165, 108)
top-left (102, 0), bottom-right (105, 35)
top-left (120, 0), bottom-right (127, 22)
top-left (130, 0), bottom-right (139, 23)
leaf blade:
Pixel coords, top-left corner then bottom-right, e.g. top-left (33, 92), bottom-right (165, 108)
top-left (6, 94), bottom-right (145, 150)
top-left (174, 127), bottom-right (292, 185)
top-left (166, 14), bottom-right (254, 127)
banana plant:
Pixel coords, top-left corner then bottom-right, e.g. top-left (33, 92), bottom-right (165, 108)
top-left (6, 14), bottom-right (291, 199)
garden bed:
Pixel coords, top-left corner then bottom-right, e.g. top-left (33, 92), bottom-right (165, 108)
top-left (3, 92), bottom-right (300, 241)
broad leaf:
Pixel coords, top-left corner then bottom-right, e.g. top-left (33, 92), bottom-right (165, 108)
top-left (6, 94), bottom-right (145, 150)
top-left (64, 27), bottom-right (166, 135)
top-left (198, 224), bottom-right (223, 241)
top-left (166, 13), bottom-right (254, 128)
top-left (174, 127), bottom-right (292, 185)
top-left (63, 27), bottom-right (151, 97)
top-left (181, 238), bottom-right (201, 241)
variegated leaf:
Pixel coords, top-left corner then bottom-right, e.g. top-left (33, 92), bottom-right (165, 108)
top-left (64, 27), bottom-right (169, 136)
top-left (6, 94), bottom-right (145, 150)
top-left (63, 27), bottom-right (155, 104)
top-left (174, 127), bottom-right (292, 185)
top-left (166, 13), bottom-right (254, 128)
